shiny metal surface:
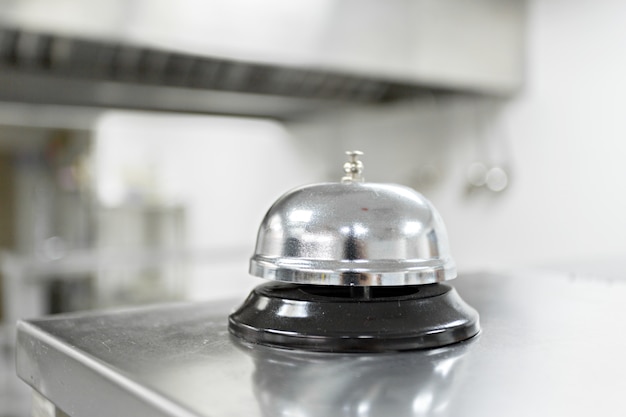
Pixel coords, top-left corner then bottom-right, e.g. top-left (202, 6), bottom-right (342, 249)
top-left (16, 269), bottom-right (626, 417)
top-left (250, 182), bottom-right (455, 286)
top-left (241, 152), bottom-right (473, 351)
top-left (341, 150), bottom-right (365, 183)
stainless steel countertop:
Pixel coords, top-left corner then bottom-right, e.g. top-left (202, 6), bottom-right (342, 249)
top-left (16, 269), bottom-right (626, 417)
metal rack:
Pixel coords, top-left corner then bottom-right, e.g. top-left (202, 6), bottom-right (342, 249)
top-left (0, 28), bottom-right (450, 119)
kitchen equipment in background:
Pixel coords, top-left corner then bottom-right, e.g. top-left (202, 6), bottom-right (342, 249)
top-left (229, 151), bottom-right (479, 352)
top-left (466, 161), bottom-right (510, 193)
top-left (96, 204), bottom-right (187, 306)
top-left (0, 0), bottom-right (526, 118)
top-left (464, 100), bottom-right (513, 195)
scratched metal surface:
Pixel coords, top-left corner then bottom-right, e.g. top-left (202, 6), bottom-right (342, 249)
top-left (16, 269), bottom-right (626, 417)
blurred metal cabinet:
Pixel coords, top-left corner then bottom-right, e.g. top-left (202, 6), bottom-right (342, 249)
top-left (0, 152), bottom-right (15, 322)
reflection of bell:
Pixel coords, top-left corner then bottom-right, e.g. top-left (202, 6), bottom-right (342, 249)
top-left (233, 336), bottom-right (475, 417)
top-left (229, 151), bottom-right (480, 352)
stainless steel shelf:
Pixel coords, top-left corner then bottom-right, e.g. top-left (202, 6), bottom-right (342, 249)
top-left (0, 28), bottom-right (455, 119)
top-left (15, 268), bottom-right (626, 417)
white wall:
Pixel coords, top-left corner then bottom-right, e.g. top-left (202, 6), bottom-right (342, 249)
top-left (436, 0), bottom-right (626, 270)
top-left (301, 0), bottom-right (626, 272)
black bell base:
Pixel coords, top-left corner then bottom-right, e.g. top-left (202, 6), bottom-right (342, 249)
top-left (228, 282), bottom-right (480, 353)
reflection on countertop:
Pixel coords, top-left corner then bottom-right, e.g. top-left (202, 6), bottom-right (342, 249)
top-left (234, 336), bottom-right (475, 417)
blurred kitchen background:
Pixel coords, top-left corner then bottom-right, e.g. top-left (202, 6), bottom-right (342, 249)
top-left (1, 0), bottom-right (626, 415)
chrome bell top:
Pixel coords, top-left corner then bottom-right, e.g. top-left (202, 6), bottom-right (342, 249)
top-left (249, 151), bottom-right (456, 286)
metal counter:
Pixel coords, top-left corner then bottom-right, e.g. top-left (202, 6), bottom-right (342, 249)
top-left (16, 269), bottom-right (626, 416)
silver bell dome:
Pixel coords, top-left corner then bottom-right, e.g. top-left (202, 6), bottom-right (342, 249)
top-left (249, 152), bottom-right (456, 286)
